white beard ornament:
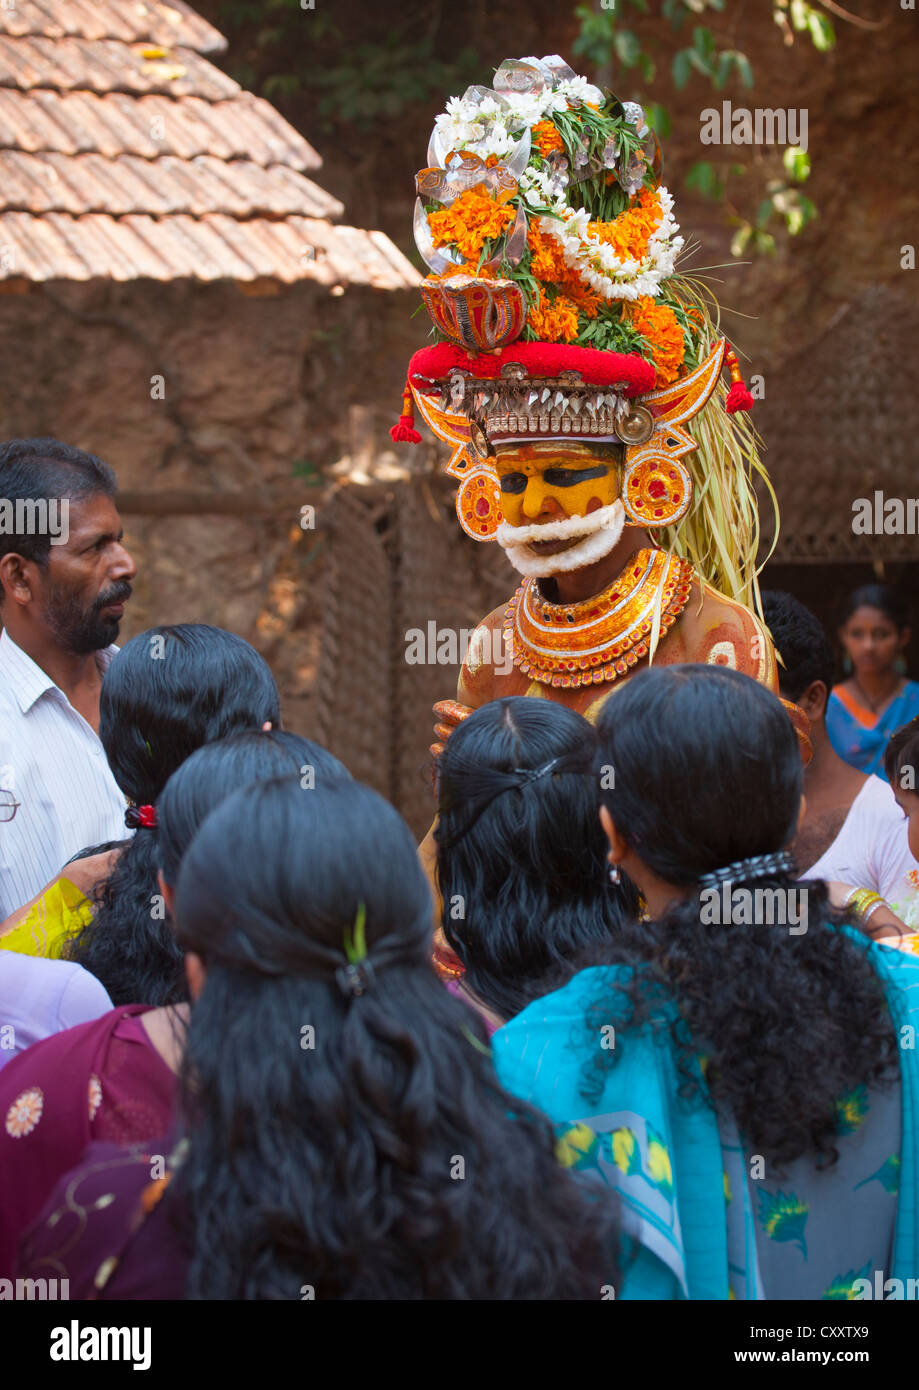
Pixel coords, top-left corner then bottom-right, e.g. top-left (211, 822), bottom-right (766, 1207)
top-left (495, 499), bottom-right (626, 578)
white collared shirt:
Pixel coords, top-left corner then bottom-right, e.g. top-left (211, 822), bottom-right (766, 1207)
top-left (0, 629), bottom-right (128, 917)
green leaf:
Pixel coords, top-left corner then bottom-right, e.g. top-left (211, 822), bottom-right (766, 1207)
top-left (730, 223), bottom-right (753, 257)
top-left (613, 30), bottom-right (643, 67)
top-left (685, 160), bottom-right (720, 198)
top-left (644, 101), bottom-right (672, 138)
top-left (756, 196), bottom-right (776, 228)
top-left (672, 49), bottom-right (693, 88)
top-left (790, 0), bottom-right (809, 30)
top-left (734, 51), bottom-right (754, 88)
top-left (688, 49), bottom-right (715, 77)
top-left (693, 25), bottom-right (716, 58)
top-left (792, 193), bottom-right (817, 231)
top-left (783, 145), bottom-right (811, 182)
top-left (715, 51), bottom-right (734, 89)
top-left (807, 10), bottom-right (835, 50)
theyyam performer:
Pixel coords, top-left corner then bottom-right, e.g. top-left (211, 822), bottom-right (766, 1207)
top-left (390, 54), bottom-right (810, 758)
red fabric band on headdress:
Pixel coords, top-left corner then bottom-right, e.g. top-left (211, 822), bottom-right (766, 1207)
top-left (407, 342), bottom-right (656, 395)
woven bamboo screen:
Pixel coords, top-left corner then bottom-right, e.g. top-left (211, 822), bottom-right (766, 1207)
top-left (757, 286), bottom-right (919, 563)
top-left (315, 477), bottom-right (515, 837)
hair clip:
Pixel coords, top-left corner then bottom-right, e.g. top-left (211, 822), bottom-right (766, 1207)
top-left (335, 960), bottom-right (376, 997)
top-left (337, 903), bottom-right (373, 996)
top-left (696, 850), bottom-right (796, 890)
top-left (512, 757), bottom-right (562, 784)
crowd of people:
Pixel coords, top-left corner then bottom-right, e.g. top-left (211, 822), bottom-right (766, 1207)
top-left (2, 438), bottom-right (919, 1300)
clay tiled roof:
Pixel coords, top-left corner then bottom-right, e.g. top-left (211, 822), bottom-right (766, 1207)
top-left (0, 0), bottom-right (225, 51)
top-left (0, 0), bottom-right (418, 289)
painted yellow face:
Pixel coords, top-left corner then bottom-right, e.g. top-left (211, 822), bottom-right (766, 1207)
top-left (494, 441), bottom-right (621, 529)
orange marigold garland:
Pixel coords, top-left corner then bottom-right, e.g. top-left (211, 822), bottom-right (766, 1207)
top-left (526, 224), bottom-right (568, 282)
top-left (586, 186), bottom-right (663, 267)
top-left (525, 226), bottom-right (602, 330)
top-left (427, 187), bottom-right (515, 263)
top-left (532, 120), bottom-right (565, 156)
top-left (626, 296), bottom-right (686, 386)
top-left (526, 289), bottom-right (580, 343)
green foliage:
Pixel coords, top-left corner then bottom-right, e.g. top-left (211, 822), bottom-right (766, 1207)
top-left (576, 311), bottom-right (649, 355)
top-left (783, 145), bottom-right (811, 183)
top-left (307, 38), bottom-right (481, 128)
top-left (685, 159), bottom-right (723, 199)
top-left (568, 0), bottom-right (848, 257)
top-left (216, 0), bottom-right (481, 132)
top-left (786, 0), bottom-right (836, 50)
top-left (291, 458), bottom-right (322, 482)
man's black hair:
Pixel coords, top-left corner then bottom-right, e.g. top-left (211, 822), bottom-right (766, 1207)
top-left (762, 589), bottom-right (835, 706)
top-left (0, 438), bottom-right (117, 597)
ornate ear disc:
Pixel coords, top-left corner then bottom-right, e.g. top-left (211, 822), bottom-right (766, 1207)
top-left (468, 418), bottom-right (495, 459)
top-left (621, 449), bottom-right (693, 527)
top-left (615, 404), bottom-right (654, 445)
top-left (456, 466), bottom-right (503, 540)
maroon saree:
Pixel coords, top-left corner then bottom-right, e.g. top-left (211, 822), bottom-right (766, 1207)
top-left (0, 1004), bottom-right (176, 1277)
top-left (18, 1139), bottom-right (187, 1299)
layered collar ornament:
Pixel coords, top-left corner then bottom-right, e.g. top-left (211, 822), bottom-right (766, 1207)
top-left (503, 547), bottom-right (694, 688)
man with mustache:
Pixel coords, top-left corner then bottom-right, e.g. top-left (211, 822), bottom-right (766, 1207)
top-left (404, 342), bottom-right (783, 754)
top-left (388, 54), bottom-right (806, 756)
top-left (0, 439), bottom-right (136, 916)
top-left (445, 427), bottom-right (774, 728)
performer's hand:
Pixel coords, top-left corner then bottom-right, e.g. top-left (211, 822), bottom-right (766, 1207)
top-left (430, 699), bottom-right (474, 760)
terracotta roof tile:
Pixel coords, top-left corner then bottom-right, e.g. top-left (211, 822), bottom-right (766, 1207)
top-left (0, 3), bottom-right (420, 290)
top-left (0, 36), bottom-right (239, 99)
top-left (0, 90), bottom-right (322, 168)
top-left (0, 151), bottom-right (343, 217)
top-left (0, 0), bottom-right (225, 54)
top-left (0, 211), bottom-right (419, 287)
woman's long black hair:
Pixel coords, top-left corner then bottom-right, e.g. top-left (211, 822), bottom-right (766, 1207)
top-left (435, 697), bottom-right (640, 1021)
top-left (65, 624), bottom-right (282, 1005)
top-left (170, 776), bottom-right (619, 1300)
top-left (582, 663), bottom-right (900, 1169)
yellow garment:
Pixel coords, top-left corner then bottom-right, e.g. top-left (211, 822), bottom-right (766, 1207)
top-left (0, 877), bottom-right (93, 958)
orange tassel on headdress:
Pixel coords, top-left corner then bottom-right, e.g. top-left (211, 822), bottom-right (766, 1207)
top-left (724, 346), bottom-right (754, 414)
top-left (390, 382), bottom-right (422, 444)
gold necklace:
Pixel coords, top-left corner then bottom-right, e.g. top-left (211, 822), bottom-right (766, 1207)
top-left (504, 548), bottom-right (694, 689)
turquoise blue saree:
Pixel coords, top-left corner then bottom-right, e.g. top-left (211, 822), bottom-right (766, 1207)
top-left (493, 932), bottom-right (919, 1299)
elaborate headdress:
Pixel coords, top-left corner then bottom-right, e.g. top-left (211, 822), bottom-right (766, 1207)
top-left (391, 55), bottom-right (775, 609)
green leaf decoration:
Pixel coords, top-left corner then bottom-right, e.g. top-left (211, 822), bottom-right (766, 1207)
top-left (606, 1125), bottom-right (643, 1178)
top-left (823, 1261), bottom-right (872, 1300)
top-left (645, 1124), bottom-right (674, 1199)
top-left (757, 1188), bottom-right (809, 1256)
top-left (835, 1084), bottom-right (869, 1136)
top-left (555, 1122), bottom-right (598, 1170)
top-left (343, 901), bottom-right (367, 964)
top-left (855, 1154), bottom-right (900, 1195)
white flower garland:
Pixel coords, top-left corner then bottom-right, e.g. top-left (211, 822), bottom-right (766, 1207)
top-left (537, 187), bottom-right (684, 303)
top-left (429, 61), bottom-right (680, 303)
top-left (433, 76), bottom-right (604, 160)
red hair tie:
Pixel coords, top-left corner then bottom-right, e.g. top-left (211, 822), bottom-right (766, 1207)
top-left (125, 804), bottom-right (157, 829)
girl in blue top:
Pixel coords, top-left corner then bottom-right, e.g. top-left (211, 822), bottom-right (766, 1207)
top-left (494, 664), bottom-right (919, 1299)
top-left (827, 583), bottom-right (919, 779)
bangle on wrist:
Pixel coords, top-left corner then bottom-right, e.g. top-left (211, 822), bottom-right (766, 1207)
top-left (843, 887), bottom-right (886, 923)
